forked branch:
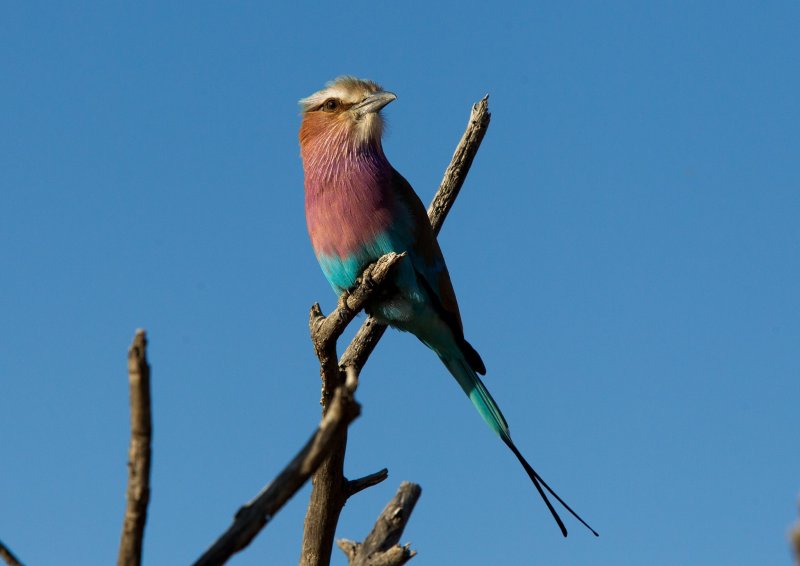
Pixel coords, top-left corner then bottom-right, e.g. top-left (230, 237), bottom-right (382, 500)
top-left (337, 482), bottom-right (422, 566)
top-left (193, 377), bottom-right (360, 566)
top-left (195, 253), bottom-right (406, 566)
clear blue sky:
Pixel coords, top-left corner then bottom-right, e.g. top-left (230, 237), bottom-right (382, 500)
top-left (2, 2), bottom-right (798, 565)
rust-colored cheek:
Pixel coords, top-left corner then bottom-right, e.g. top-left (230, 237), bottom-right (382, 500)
top-left (299, 112), bottom-right (353, 148)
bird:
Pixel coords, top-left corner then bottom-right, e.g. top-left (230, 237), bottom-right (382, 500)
top-left (299, 76), bottom-right (597, 537)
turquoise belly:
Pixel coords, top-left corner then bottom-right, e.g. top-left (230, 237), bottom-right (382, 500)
top-left (316, 231), bottom-right (397, 294)
top-left (316, 231), bottom-right (425, 325)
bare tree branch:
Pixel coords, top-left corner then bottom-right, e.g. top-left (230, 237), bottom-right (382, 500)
top-left (311, 253), bottom-right (407, 406)
top-left (427, 95), bottom-right (492, 238)
top-left (118, 329), bottom-right (152, 566)
top-left (195, 254), bottom-right (405, 566)
top-left (0, 540), bottom-right (24, 566)
top-left (300, 254), bottom-right (406, 566)
top-left (193, 379), bottom-right (360, 566)
top-left (337, 482), bottom-right (422, 566)
top-left (300, 97), bottom-right (491, 566)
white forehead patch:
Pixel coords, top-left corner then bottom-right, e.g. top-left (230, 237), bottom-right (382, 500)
top-left (299, 76), bottom-right (382, 112)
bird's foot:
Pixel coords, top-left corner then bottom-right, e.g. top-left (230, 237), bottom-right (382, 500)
top-left (337, 289), bottom-right (352, 320)
top-left (357, 263), bottom-right (376, 290)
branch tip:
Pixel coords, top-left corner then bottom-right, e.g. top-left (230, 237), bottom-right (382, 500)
top-left (346, 468), bottom-right (390, 498)
top-left (337, 482), bottom-right (422, 566)
top-left (118, 329), bottom-right (153, 566)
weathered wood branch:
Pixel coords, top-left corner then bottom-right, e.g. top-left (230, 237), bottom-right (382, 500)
top-left (310, 252), bottom-right (407, 407)
top-left (193, 378), bottom-right (360, 566)
top-left (337, 482), bottom-right (422, 566)
top-left (195, 254), bottom-right (405, 566)
top-left (427, 95), bottom-right (492, 238)
top-left (118, 329), bottom-right (152, 566)
top-left (300, 254), bottom-right (406, 566)
top-left (0, 540), bottom-right (24, 566)
top-left (300, 97), bottom-right (491, 566)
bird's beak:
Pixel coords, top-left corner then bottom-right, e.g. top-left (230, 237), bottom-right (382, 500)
top-left (352, 91), bottom-right (397, 119)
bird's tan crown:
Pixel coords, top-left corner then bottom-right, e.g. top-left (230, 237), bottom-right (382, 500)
top-left (299, 76), bottom-right (383, 112)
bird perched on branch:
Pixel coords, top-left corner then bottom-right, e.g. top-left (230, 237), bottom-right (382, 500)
top-left (299, 76), bottom-right (597, 537)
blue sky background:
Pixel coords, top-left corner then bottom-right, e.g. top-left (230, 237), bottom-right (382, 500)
top-left (2, 2), bottom-right (799, 565)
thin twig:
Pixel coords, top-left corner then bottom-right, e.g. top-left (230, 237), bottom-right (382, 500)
top-left (118, 329), bottom-right (152, 566)
top-left (194, 255), bottom-right (405, 566)
top-left (300, 97), bottom-right (491, 566)
top-left (0, 540), bottom-right (24, 566)
top-left (346, 469), bottom-right (390, 499)
top-left (337, 482), bottom-right (422, 566)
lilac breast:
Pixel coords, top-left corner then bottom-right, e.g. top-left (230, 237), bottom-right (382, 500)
top-left (304, 143), bottom-right (395, 259)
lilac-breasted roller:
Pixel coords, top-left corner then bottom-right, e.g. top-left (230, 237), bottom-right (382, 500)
top-left (299, 77), bottom-right (597, 537)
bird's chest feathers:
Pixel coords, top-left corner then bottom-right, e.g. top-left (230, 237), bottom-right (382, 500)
top-left (304, 153), bottom-right (403, 291)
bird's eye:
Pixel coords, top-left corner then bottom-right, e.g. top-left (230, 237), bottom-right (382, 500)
top-left (322, 98), bottom-right (339, 112)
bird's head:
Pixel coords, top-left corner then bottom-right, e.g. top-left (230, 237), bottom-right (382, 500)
top-left (299, 76), bottom-right (396, 153)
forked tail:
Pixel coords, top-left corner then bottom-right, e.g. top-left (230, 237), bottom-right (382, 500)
top-left (441, 355), bottom-right (599, 537)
